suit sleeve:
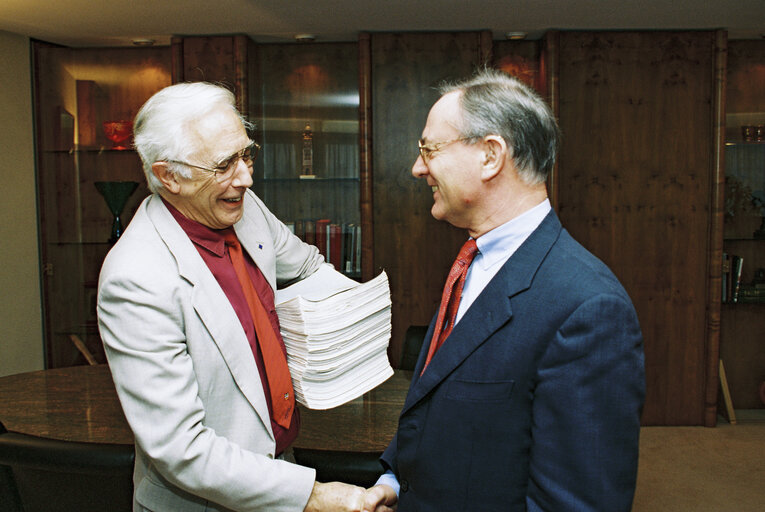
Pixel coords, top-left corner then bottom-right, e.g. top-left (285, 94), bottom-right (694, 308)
top-left (243, 189), bottom-right (325, 286)
top-left (98, 247), bottom-right (315, 512)
top-left (527, 293), bottom-right (645, 512)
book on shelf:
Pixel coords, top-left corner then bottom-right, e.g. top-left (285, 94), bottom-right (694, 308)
top-left (275, 265), bottom-right (393, 409)
top-left (289, 218), bottom-right (362, 276)
top-left (314, 219), bottom-right (331, 260)
top-left (732, 255), bottom-right (744, 303)
top-left (722, 253), bottom-right (745, 303)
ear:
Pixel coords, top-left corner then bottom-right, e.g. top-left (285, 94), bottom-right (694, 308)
top-left (152, 162), bottom-right (181, 194)
top-left (480, 135), bottom-right (507, 182)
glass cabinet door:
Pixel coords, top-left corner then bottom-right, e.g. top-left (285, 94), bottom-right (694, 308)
top-left (33, 44), bottom-right (171, 367)
top-left (253, 43), bottom-right (361, 278)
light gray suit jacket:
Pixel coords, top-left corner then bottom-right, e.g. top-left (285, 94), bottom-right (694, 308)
top-left (97, 191), bottom-right (324, 511)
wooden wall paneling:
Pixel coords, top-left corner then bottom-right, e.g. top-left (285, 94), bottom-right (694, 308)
top-left (176, 35), bottom-right (251, 114)
top-left (492, 40), bottom-right (541, 92)
top-left (359, 33), bottom-right (374, 282)
top-left (556, 31), bottom-right (718, 425)
top-left (370, 32), bottom-right (486, 367)
top-left (703, 31), bottom-right (726, 426)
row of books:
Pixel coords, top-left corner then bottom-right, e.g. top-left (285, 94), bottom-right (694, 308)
top-left (722, 253), bottom-right (744, 303)
top-left (286, 219), bottom-right (361, 276)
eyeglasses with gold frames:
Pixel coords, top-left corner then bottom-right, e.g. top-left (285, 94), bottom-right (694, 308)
top-left (417, 137), bottom-right (472, 163)
top-left (168, 142), bottom-right (260, 181)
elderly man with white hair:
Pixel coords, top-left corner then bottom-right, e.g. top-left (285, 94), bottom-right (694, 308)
top-left (97, 82), bottom-right (395, 512)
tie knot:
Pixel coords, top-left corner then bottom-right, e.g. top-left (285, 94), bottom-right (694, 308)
top-left (456, 238), bottom-right (478, 266)
top-left (223, 231), bottom-right (240, 248)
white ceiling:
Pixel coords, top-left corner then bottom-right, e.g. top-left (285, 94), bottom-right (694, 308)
top-left (0, 0), bottom-right (763, 48)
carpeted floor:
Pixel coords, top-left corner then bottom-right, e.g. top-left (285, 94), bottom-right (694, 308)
top-left (632, 410), bottom-right (765, 511)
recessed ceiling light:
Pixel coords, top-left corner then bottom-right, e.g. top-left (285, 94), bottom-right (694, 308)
top-left (505, 32), bottom-right (527, 40)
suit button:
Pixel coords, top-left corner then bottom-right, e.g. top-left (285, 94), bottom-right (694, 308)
top-left (400, 480), bottom-right (409, 492)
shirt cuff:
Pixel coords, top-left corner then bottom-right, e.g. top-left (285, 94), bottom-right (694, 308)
top-left (375, 470), bottom-right (400, 497)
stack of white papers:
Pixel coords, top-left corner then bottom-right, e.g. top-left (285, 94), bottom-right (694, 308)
top-left (275, 265), bottom-right (393, 409)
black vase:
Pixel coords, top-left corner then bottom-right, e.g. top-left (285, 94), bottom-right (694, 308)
top-left (95, 181), bottom-right (139, 243)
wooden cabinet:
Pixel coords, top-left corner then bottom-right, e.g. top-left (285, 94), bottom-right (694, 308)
top-left (252, 42), bottom-right (363, 278)
top-left (552, 31), bottom-right (725, 426)
top-left (368, 31), bottom-right (493, 365)
top-left (33, 44), bottom-right (172, 367)
top-left (31, 31), bottom-right (756, 423)
top-left (720, 40), bottom-right (765, 410)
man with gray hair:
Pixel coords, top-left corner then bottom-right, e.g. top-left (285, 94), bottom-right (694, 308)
top-left (372, 69), bottom-right (645, 511)
top-left (98, 82), bottom-right (393, 512)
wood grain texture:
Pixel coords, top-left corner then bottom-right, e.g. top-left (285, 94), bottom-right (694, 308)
top-left (556, 31), bottom-right (719, 425)
top-left (0, 365), bottom-right (410, 453)
top-left (359, 33), bottom-right (375, 282)
top-left (370, 32), bottom-right (485, 366)
top-left (704, 31), bottom-right (726, 427)
top-left (294, 370), bottom-right (411, 452)
top-left (0, 365), bottom-right (132, 444)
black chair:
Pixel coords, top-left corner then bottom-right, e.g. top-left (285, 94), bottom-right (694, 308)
top-left (293, 448), bottom-right (383, 487)
top-left (400, 325), bottom-right (428, 371)
top-left (0, 421), bottom-right (134, 512)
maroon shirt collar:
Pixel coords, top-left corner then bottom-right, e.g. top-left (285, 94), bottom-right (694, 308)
top-left (161, 196), bottom-right (232, 257)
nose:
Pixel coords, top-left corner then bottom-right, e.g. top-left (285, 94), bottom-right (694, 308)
top-left (231, 158), bottom-right (253, 188)
top-left (412, 154), bottom-right (428, 178)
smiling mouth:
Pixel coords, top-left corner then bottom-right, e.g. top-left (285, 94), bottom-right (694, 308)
top-left (222, 197), bottom-right (242, 204)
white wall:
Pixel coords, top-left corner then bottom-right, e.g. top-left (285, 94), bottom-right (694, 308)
top-left (0, 30), bottom-right (45, 376)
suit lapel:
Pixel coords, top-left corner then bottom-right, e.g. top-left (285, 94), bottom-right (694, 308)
top-left (401, 211), bottom-right (562, 415)
top-left (146, 195), bottom-right (275, 437)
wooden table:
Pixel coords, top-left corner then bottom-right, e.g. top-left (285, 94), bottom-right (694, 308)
top-left (0, 364), bottom-right (410, 452)
top-left (0, 364), bottom-right (132, 444)
top-left (294, 370), bottom-right (411, 453)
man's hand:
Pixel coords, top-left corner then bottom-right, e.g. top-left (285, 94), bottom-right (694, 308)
top-left (304, 481), bottom-right (366, 512)
top-left (361, 484), bottom-right (397, 512)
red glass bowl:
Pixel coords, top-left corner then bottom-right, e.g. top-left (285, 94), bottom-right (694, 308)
top-left (102, 120), bottom-right (133, 150)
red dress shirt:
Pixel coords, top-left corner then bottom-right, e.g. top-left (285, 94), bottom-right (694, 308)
top-left (164, 199), bottom-right (299, 455)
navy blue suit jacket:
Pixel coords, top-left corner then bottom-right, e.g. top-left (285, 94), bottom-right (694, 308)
top-left (381, 210), bottom-right (645, 511)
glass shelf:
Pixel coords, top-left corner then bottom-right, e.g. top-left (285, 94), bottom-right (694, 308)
top-left (44, 147), bottom-right (137, 154)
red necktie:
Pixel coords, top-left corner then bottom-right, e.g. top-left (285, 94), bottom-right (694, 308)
top-left (224, 232), bottom-right (295, 428)
top-left (422, 239), bottom-right (479, 373)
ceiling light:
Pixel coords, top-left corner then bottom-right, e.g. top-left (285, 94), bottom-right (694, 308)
top-left (505, 32), bottom-right (527, 40)
top-left (132, 38), bottom-right (155, 46)
top-left (294, 34), bottom-right (316, 42)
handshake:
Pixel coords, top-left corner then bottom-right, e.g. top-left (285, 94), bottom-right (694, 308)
top-left (305, 482), bottom-right (397, 512)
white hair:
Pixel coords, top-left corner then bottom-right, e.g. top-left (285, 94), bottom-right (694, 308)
top-left (133, 82), bottom-right (249, 193)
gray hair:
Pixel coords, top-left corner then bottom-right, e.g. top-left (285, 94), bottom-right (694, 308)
top-left (133, 82), bottom-right (250, 193)
top-left (439, 69), bottom-right (560, 185)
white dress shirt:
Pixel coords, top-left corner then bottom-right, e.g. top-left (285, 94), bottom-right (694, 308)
top-left (457, 199), bottom-right (551, 323)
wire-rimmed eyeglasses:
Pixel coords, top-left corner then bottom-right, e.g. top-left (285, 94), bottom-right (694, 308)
top-left (167, 142), bottom-right (260, 181)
